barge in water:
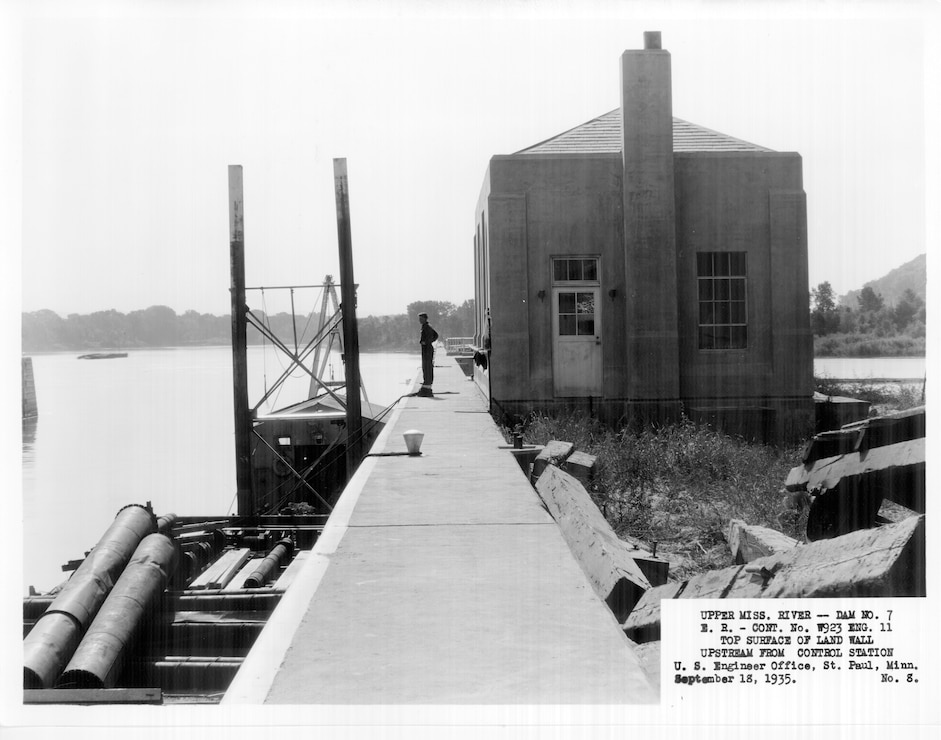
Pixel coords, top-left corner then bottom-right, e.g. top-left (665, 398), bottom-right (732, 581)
top-left (24, 161), bottom-right (379, 704)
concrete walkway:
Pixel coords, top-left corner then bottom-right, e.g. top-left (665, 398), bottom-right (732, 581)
top-left (224, 357), bottom-right (656, 704)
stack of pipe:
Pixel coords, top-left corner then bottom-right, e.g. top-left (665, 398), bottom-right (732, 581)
top-left (57, 531), bottom-right (178, 689)
top-left (23, 504), bottom-right (157, 689)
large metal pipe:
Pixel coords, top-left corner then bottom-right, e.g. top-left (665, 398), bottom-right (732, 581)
top-left (156, 513), bottom-right (178, 534)
top-left (56, 532), bottom-right (178, 689)
top-left (243, 538), bottom-right (293, 588)
top-left (24, 504), bottom-right (156, 689)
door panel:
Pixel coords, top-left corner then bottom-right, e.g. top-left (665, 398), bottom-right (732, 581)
top-left (552, 287), bottom-right (602, 396)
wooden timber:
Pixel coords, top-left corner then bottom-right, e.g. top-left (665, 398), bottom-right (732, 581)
top-left (222, 558), bottom-right (265, 592)
top-left (801, 406), bottom-right (924, 463)
top-left (624, 515), bottom-right (925, 643)
top-left (726, 519), bottom-right (799, 563)
top-left (535, 464), bottom-right (664, 621)
top-left (877, 499), bottom-right (920, 525)
top-left (188, 548), bottom-right (251, 590)
top-left (530, 440), bottom-right (574, 484)
top-left (790, 439), bottom-right (925, 508)
top-left (24, 688), bottom-right (162, 705)
top-left (22, 357), bottom-right (38, 419)
top-left (787, 406), bottom-right (926, 539)
top-left (563, 450), bottom-right (597, 485)
top-left (271, 550), bottom-right (310, 591)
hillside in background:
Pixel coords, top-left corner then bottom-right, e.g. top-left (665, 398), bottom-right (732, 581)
top-left (841, 253), bottom-right (926, 308)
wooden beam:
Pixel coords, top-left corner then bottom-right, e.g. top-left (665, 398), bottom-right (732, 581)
top-left (788, 439), bottom-right (925, 531)
top-left (726, 519), bottom-right (799, 563)
top-left (272, 550), bottom-right (311, 590)
top-left (564, 450), bottom-right (597, 485)
top-left (188, 548), bottom-right (251, 590)
top-left (530, 440), bottom-right (574, 483)
top-left (24, 688), bottom-right (162, 704)
top-left (535, 464), bottom-right (662, 621)
top-left (223, 557), bottom-right (265, 592)
top-left (788, 438), bottom-right (925, 492)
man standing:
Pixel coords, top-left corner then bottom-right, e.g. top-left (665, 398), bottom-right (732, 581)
top-left (418, 312), bottom-right (439, 397)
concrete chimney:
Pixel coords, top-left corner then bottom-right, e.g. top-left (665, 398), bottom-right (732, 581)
top-left (620, 32), bottom-right (680, 406)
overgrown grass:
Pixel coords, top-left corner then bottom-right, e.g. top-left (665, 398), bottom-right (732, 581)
top-left (516, 413), bottom-right (807, 582)
top-left (814, 376), bottom-right (924, 416)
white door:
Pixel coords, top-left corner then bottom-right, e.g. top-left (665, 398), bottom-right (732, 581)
top-left (552, 287), bottom-right (602, 396)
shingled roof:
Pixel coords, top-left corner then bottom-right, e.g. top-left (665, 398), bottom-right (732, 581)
top-left (516, 109), bottom-right (772, 154)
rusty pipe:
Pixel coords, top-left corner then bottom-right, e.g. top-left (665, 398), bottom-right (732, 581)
top-left (243, 538), bottom-right (294, 588)
top-left (56, 532), bottom-right (178, 690)
top-left (24, 504), bottom-right (156, 689)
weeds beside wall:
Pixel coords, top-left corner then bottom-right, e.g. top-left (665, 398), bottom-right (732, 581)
top-left (516, 378), bottom-right (922, 581)
top-left (517, 412), bottom-right (807, 581)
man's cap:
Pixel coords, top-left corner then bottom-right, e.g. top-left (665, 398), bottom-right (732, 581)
top-left (418, 312), bottom-right (428, 318)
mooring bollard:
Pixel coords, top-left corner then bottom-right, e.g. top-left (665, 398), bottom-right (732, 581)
top-left (403, 430), bottom-right (424, 455)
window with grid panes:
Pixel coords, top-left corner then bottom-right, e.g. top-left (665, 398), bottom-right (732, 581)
top-left (552, 258), bottom-right (599, 337)
top-left (697, 252), bottom-right (747, 350)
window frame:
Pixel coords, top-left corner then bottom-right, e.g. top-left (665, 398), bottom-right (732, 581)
top-left (551, 256), bottom-right (600, 287)
top-left (551, 256), bottom-right (601, 338)
top-left (696, 251), bottom-right (748, 351)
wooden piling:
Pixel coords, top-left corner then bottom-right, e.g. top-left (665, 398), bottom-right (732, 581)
top-left (334, 158), bottom-right (364, 486)
top-left (228, 165), bottom-right (254, 516)
top-left (22, 357), bottom-right (38, 419)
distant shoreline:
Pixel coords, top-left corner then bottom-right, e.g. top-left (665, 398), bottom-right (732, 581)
top-left (21, 345), bottom-right (422, 356)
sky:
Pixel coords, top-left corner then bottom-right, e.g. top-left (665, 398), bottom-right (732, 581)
top-left (5, 0), bottom-right (940, 320)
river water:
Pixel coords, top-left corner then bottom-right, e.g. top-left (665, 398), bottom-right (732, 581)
top-left (20, 350), bottom-right (925, 592)
top-left (814, 356), bottom-right (925, 381)
top-left (21, 346), bottom-right (421, 593)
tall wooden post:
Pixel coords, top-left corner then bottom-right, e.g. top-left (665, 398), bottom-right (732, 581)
top-left (228, 165), bottom-right (254, 515)
top-left (333, 159), bottom-right (364, 480)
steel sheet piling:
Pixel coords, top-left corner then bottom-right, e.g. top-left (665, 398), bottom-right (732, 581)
top-left (23, 504), bottom-right (156, 689)
top-left (57, 532), bottom-right (179, 689)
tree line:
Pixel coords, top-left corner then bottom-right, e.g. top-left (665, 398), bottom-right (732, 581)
top-left (21, 299), bottom-right (475, 353)
top-left (810, 282), bottom-right (925, 357)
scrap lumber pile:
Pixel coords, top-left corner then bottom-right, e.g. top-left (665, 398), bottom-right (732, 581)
top-left (526, 409), bottom-right (926, 655)
top-left (786, 406), bottom-right (925, 540)
top-left (624, 514), bottom-right (924, 643)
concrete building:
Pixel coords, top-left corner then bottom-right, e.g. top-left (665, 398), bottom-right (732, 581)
top-left (471, 32), bottom-right (813, 443)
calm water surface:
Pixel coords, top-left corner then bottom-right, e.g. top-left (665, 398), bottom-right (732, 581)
top-left (22, 346), bottom-right (421, 592)
top-left (814, 356), bottom-right (925, 380)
